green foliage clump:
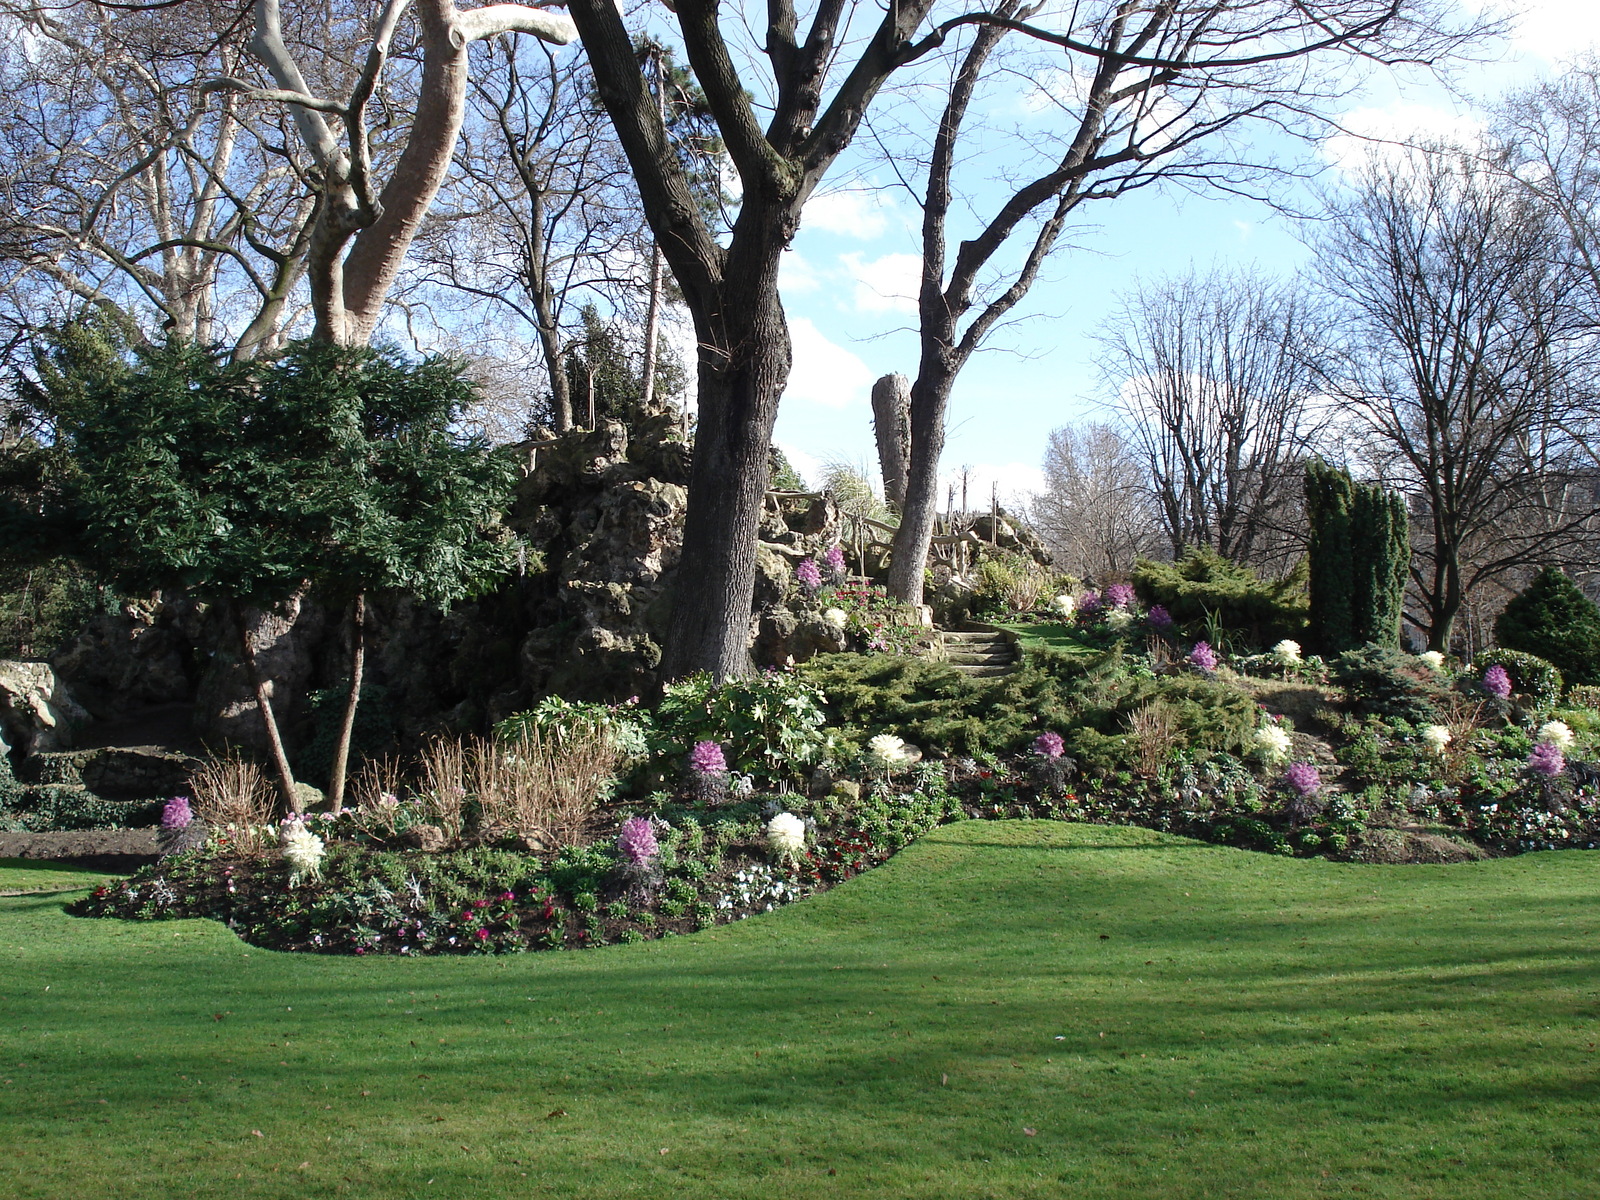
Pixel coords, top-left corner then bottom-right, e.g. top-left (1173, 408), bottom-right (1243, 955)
top-left (1470, 648), bottom-right (1563, 714)
top-left (651, 670), bottom-right (830, 783)
top-left (1304, 459), bottom-right (1409, 655)
top-left (0, 557), bottom-right (112, 659)
top-left (1333, 644), bottom-right (1449, 725)
top-left (0, 784), bottom-right (161, 832)
top-left (496, 695), bottom-right (653, 767)
top-left (1064, 673), bottom-right (1261, 774)
top-left (970, 551), bottom-right (1051, 617)
top-left (801, 653), bottom-right (1074, 758)
top-left (1494, 567), bottom-right (1600, 688)
top-left (1133, 547), bottom-right (1307, 649)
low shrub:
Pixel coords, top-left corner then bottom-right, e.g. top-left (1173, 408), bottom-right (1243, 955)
top-left (1470, 648), bottom-right (1563, 714)
top-left (1133, 547), bottom-right (1307, 650)
top-left (801, 653), bottom-right (1075, 758)
top-left (0, 784), bottom-right (162, 832)
top-left (1334, 644), bottom-right (1450, 724)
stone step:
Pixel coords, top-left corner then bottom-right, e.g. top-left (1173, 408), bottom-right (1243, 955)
top-left (946, 649), bottom-right (1013, 664)
top-left (948, 663), bottom-right (1017, 678)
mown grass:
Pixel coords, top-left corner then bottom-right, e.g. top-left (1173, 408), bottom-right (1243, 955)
top-left (0, 859), bottom-right (116, 894)
top-left (2, 822), bottom-right (1598, 1199)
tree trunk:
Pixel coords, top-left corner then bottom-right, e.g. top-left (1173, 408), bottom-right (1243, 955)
top-left (661, 272), bottom-right (790, 680)
top-left (871, 373), bottom-right (912, 511)
top-left (641, 243), bottom-right (664, 410)
top-left (887, 371), bottom-right (953, 608)
top-left (232, 602), bottom-right (299, 814)
top-left (327, 591), bottom-right (365, 814)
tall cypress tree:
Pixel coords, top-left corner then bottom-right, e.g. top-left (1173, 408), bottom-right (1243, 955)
top-left (1306, 460), bottom-right (1409, 654)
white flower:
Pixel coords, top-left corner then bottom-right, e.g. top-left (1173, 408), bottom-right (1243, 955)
top-left (765, 812), bottom-right (807, 864)
top-left (868, 733), bottom-right (917, 770)
top-left (282, 825), bottom-right (326, 885)
top-left (1539, 720), bottom-right (1575, 750)
top-left (1104, 608), bottom-right (1134, 631)
top-left (1052, 594), bottom-right (1076, 618)
top-left (1272, 639), bottom-right (1302, 666)
top-left (1252, 723), bottom-right (1292, 764)
top-left (1421, 724), bottom-right (1452, 755)
top-left (1417, 650), bottom-right (1446, 672)
top-left (822, 607), bottom-right (848, 629)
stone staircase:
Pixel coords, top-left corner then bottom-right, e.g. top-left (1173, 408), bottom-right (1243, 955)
top-left (939, 628), bottom-right (1019, 678)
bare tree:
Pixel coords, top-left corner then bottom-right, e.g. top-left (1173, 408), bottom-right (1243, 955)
top-left (0, 0), bottom-right (317, 357)
top-left (1314, 146), bottom-right (1600, 652)
top-left (1031, 423), bottom-right (1161, 579)
top-left (569, 0), bottom-right (1487, 673)
top-left (879, 0), bottom-right (1491, 608)
top-left (1097, 267), bottom-right (1325, 570)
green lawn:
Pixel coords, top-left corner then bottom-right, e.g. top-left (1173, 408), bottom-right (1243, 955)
top-left (0, 859), bottom-right (117, 895)
top-left (2, 822), bottom-right (1598, 1199)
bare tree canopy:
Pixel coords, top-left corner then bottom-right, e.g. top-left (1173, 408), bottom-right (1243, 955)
top-left (1031, 422), bottom-right (1161, 580)
top-left (1313, 145), bottom-right (1600, 652)
top-left (1098, 267), bottom-right (1325, 571)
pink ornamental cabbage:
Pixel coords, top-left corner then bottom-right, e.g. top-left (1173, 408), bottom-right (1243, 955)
top-left (1528, 741), bottom-right (1566, 778)
top-left (1104, 583), bottom-right (1136, 609)
top-left (161, 796), bottom-right (193, 829)
top-left (1033, 731), bottom-right (1065, 760)
top-left (796, 558), bottom-right (823, 593)
top-left (1147, 605), bottom-right (1173, 629)
top-left (689, 740), bottom-right (728, 776)
top-left (616, 817), bottom-right (659, 865)
top-left (1078, 589), bottom-right (1103, 616)
top-left (1188, 641), bottom-right (1218, 671)
top-left (1284, 761), bottom-right (1321, 797)
top-left (1482, 665), bottom-right (1513, 698)
top-left (824, 545), bottom-right (846, 574)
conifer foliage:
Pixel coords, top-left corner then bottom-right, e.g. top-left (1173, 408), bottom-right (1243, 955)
top-left (1304, 460), bottom-right (1409, 655)
top-left (1495, 567), bottom-right (1600, 687)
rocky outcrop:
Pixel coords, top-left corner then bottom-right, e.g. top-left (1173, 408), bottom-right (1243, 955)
top-left (191, 591), bottom-right (325, 749)
top-left (50, 593), bottom-right (202, 719)
top-left (0, 660), bottom-right (91, 756)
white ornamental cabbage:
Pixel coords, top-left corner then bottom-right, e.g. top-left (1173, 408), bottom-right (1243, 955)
top-left (1421, 724), bottom-right (1452, 755)
top-left (1052, 594), bottom-right (1076, 619)
top-left (1253, 723), bottom-right (1292, 764)
top-left (822, 607), bottom-right (848, 629)
top-left (1104, 608), bottom-right (1134, 631)
top-left (1272, 639), bottom-right (1302, 666)
top-left (282, 825), bottom-right (326, 885)
top-left (765, 812), bottom-right (807, 864)
top-left (1417, 650), bottom-right (1446, 672)
top-left (868, 733), bottom-right (917, 770)
top-left (1538, 720), bottom-right (1575, 750)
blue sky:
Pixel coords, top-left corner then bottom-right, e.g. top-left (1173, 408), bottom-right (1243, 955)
top-left (747, 1), bottom-right (1599, 508)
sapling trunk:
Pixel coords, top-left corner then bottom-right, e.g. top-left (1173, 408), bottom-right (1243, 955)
top-left (327, 591), bottom-right (365, 814)
top-left (232, 602), bottom-right (300, 814)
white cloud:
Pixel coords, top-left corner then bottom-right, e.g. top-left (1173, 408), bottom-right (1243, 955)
top-left (841, 252), bottom-right (923, 314)
top-left (1510, 0), bottom-right (1600, 60)
top-left (779, 248), bottom-right (821, 294)
top-left (775, 442), bottom-right (822, 490)
top-left (1322, 103), bottom-right (1487, 176)
top-left (802, 189), bottom-right (900, 239)
top-left (942, 461), bottom-right (1048, 513)
top-left (785, 317), bottom-right (874, 409)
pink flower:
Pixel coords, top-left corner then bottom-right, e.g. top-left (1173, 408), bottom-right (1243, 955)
top-left (617, 816), bottom-right (659, 865)
top-left (1188, 641), bottom-right (1218, 671)
top-left (1033, 731), bottom-right (1065, 760)
top-left (475, 928), bottom-right (490, 941)
top-left (1284, 761), bottom-right (1321, 797)
top-left (797, 558), bottom-right (823, 593)
top-left (689, 740), bottom-right (727, 776)
top-left (824, 545), bottom-right (846, 574)
top-left (161, 796), bottom-right (193, 830)
top-left (1105, 583), bottom-right (1136, 609)
top-left (1482, 665), bottom-right (1512, 698)
top-left (1147, 605), bottom-right (1173, 629)
top-left (1528, 741), bottom-right (1565, 777)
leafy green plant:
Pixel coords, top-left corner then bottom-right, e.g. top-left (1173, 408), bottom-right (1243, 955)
top-left (1494, 567), bottom-right (1600, 687)
top-left (496, 695), bottom-right (653, 767)
top-left (650, 670), bottom-right (831, 784)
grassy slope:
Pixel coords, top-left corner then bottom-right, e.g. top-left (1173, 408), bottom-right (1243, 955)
top-left (0, 859), bottom-right (117, 894)
top-left (2, 823), bottom-right (1598, 1200)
